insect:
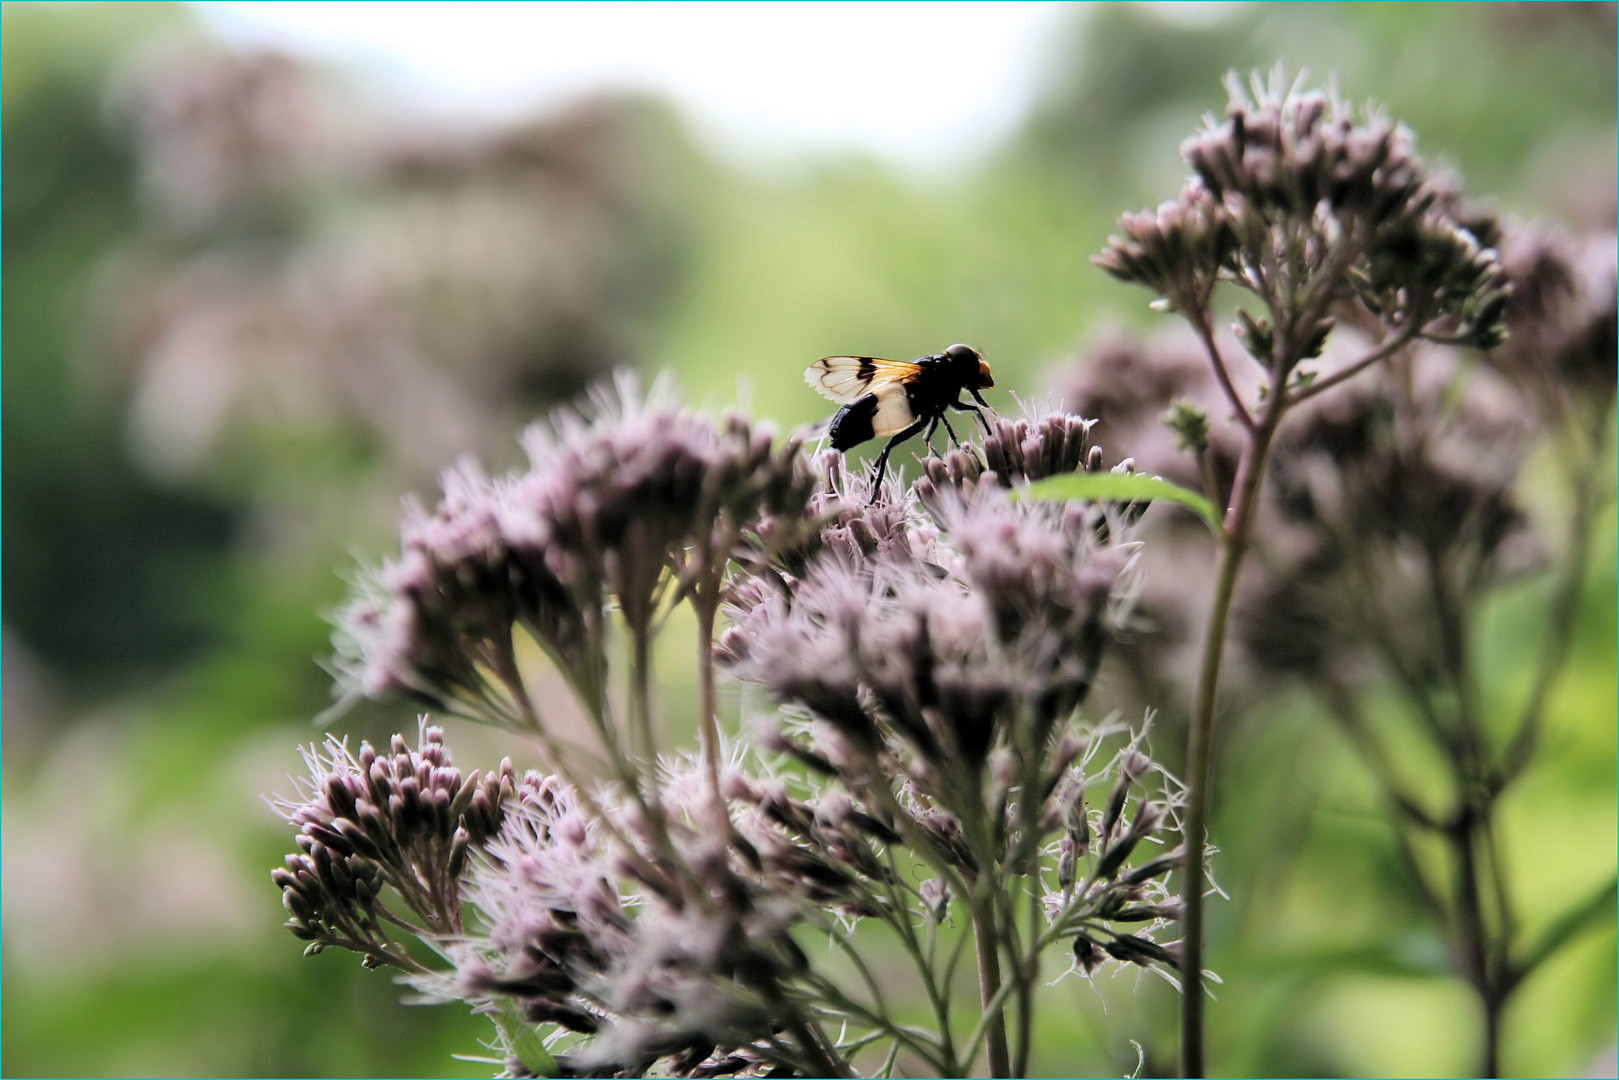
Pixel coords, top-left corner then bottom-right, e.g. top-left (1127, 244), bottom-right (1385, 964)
top-left (805, 343), bottom-right (996, 490)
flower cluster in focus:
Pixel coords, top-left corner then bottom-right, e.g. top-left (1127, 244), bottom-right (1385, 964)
top-left (722, 447), bottom-right (1185, 994)
top-left (1095, 69), bottom-right (1511, 366)
top-left (331, 373), bottom-right (812, 728)
top-left (275, 377), bottom-right (1190, 1078)
top-left (270, 722), bottom-right (516, 967)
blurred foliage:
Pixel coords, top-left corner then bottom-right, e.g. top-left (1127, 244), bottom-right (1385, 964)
top-left (3, 3), bottom-right (241, 692)
top-left (2, 2), bottom-right (1613, 1077)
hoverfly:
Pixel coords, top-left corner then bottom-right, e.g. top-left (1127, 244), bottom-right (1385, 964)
top-left (805, 343), bottom-right (996, 489)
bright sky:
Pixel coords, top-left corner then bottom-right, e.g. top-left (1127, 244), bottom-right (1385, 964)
top-left (193, 1), bottom-right (1078, 167)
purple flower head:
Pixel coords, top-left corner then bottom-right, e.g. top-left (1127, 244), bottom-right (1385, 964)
top-left (509, 375), bottom-right (814, 627)
top-left (331, 373), bottom-right (817, 728)
top-left (268, 719), bottom-right (516, 955)
top-left (1057, 320), bottom-right (1542, 706)
top-left (725, 478), bottom-right (1137, 841)
top-left (1491, 221), bottom-right (1617, 410)
top-left (1092, 183), bottom-right (1237, 311)
top-left (915, 402), bottom-right (1100, 503)
top-left (951, 494), bottom-right (1137, 729)
top-left (330, 457), bottom-right (597, 724)
top-left (440, 757), bottom-right (835, 1077)
top-left (1097, 69), bottom-right (1510, 362)
top-left (1181, 72), bottom-right (1434, 230)
top-left (810, 450), bottom-right (930, 563)
top-left (1242, 346), bottom-right (1541, 679)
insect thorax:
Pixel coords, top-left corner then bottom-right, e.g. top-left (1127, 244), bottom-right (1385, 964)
top-left (905, 358), bottom-right (962, 415)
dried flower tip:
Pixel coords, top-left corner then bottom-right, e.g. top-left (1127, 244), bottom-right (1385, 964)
top-left (1122, 845), bottom-right (1186, 885)
top-left (1057, 843), bottom-right (1079, 890)
top-left (1104, 932), bottom-right (1180, 969)
top-left (1095, 801), bottom-right (1166, 880)
top-left (1112, 898), bottom-right (1185, 922)
top-left (1072, 933), bottom-right (1104, 974)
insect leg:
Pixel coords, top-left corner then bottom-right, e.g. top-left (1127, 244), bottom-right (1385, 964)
top-left (951, 397), bottom-right (993, 436)
top-left (868, 417), bottom-right (929, 498)
top-left (967, 388), bottom-right (996, 431)
top-left (939, 411), bottom-right (962, 448)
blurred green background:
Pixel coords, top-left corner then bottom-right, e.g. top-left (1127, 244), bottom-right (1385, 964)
top-left (3, 3), bottom-right (1613, 1076)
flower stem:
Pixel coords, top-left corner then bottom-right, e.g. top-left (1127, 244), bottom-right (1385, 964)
top-left (972, 893), bottom-right (1011, 1078)
top-left (1482, 991), bottom-right (1504, 1079)
top-left (694, 590), bottom-right (728, 833)
top-left (1179, 395), bottom-right (1284, 1078)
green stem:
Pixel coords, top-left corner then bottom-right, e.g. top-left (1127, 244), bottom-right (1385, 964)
top-left (1010, 731), bottom-right (1050, 1080)
top-left (1451, 814), bottom-right (1493, 990)
top-left (1481, 991), bottom-right (1503, 1079)
top-left (786, 1013), bottom-right (854, 1080)
top-left (1179, 394), bottom-right (1285, 1078)
top-left (495, 648), bottom-right (675, 895)
top-left (1316, 676), bottom-right (1439, 829)
top-left (803, 973), bottom-right (950, 1075)
top-left (961, 955), bottom-right (1026, 1074)
top-left (1449, 811), bottom-right (1503, 1078)
top-left (626, 621), bottom-right (682, 863)
top-left (822, 922), bottom-right (896, 1025)
top-left (629, 622), bottom-right (656, 771)
top-left (972, 894), bottom-right (1012, 1078)
top-left (1511, 875), bottom-right (1617, 987)
top-left (694, 590), bottom-right (729, 834)
top-left (1012, 867), bottom-right (1040, 1079)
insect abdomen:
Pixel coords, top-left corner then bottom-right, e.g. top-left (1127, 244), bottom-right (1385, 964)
top-left (829, 394), bottom-right (879, 450)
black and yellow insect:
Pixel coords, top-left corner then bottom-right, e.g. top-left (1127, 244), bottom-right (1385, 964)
top-left (805, 343), bottom-right (996, 488)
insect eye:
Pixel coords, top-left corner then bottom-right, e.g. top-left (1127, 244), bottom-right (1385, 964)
top-left (945, 343), bottom-right (979, 363)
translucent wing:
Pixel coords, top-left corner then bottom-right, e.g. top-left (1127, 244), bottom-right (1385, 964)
top-left (805, 355), bottom-right (923, 405)
top-left (866, 382), bottom-right (919, 436)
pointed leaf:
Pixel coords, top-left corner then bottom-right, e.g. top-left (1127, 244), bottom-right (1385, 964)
top-left (1018, 472), bottom-right (1224, 535)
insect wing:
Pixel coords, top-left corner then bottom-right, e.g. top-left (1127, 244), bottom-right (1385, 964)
top-left (805, 356), bottom-right (921, 405)
top-left (865, 382), bottom-right (919, 436)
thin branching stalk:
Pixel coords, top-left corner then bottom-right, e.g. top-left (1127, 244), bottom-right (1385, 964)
top-left (802, 972), bottom-right (952, 1076)
top-left (1177, 431), bottom-right (1265, 1077)
top-left (874, 846), bottom-right (960, 1069)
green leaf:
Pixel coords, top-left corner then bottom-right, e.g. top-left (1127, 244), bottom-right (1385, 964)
top-left (1515, 874), bottom-right (1617, 984)
top-left (1248, 932), bottom-right (1453, 979)
top-left (1018, 472), bottom-right (1224, 535)
top-left (490, 999), bottom-right (558, 1078)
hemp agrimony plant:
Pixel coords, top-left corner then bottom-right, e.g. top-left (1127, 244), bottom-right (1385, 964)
top-left (1036, 68), bottom-right (1612, 1078)
top-left (269, 68), bottom-right (1608, 1079)
top-left (271, 376), bottom-right (1188, 1078)
top-left (1061, 285), bottom-right (1612, 1077)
